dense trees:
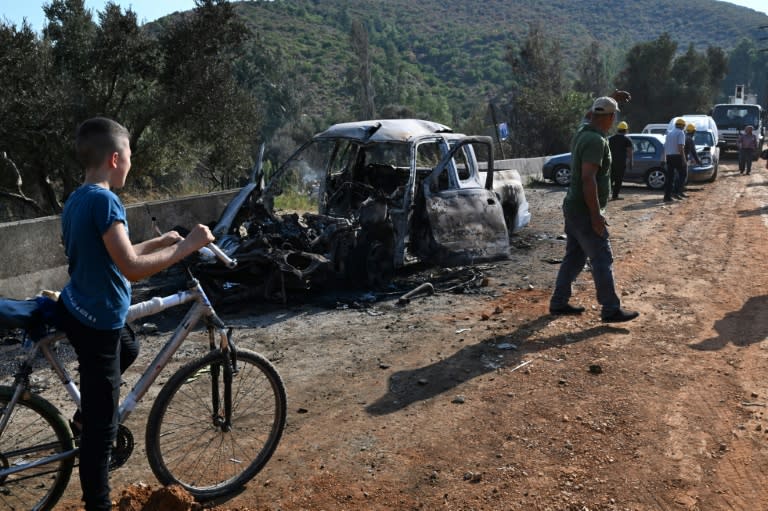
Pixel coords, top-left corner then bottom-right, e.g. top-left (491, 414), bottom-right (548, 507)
top-left (349, 20), bottom-right (375, 120)
top-left (0, 0), bottom-right (264, 221)
top-left (615, 34), bottom-right (728, 130)
top-left (497, 24), bottom-right (591, 157)
top-left (3, 0), bottom-right (760, 222)
top-left (721, 38), bottom-right (768, 104)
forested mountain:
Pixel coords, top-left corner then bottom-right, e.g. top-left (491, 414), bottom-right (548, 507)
top-left (220, 0), bottom-right (768, 127)
top-left (2, 0), bottom-right (767, 221)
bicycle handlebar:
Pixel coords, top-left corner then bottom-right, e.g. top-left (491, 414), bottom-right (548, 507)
top-left (199, 243), bottom-right (237, 269)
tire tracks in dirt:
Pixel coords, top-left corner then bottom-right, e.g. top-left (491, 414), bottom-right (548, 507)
top-left (614, 163), bottom-right (768, 509)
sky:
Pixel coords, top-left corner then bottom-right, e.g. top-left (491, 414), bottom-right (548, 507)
top-left (722, 0), bottom-right (768, 16)
top-left (0, 0), bottom-right (197, 32)
top-left (0, 0), bottom-right (767, 33)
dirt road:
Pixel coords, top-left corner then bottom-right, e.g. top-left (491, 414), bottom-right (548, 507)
top-left (59, 159), bottom-right (768, 510)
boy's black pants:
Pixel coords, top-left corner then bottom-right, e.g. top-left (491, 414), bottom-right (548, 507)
top-left (56, 300), bottom-right (138, 511)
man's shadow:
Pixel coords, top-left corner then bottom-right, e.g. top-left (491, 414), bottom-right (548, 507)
top-left (737, 205), bottom-right (768, 218)
top-left (690, 295), bottom-right (768, 351)
top-left (366, 316), bottom-right (628, 415)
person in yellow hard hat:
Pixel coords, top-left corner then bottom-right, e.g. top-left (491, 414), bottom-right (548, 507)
top-left (608, 121), bottom-right (633, 200)
top-left (684, 124), bottom-right (702, 179)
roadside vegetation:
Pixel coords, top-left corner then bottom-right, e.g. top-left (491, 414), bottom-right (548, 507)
top-left (1, 0), bottom-right (767, 222)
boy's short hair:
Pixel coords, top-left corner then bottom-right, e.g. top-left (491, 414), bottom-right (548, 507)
top-left (75, 117), bottom-right (130, 169)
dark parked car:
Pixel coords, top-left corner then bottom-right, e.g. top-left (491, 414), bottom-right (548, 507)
top-left (542, 134), bottom-right (667, 190)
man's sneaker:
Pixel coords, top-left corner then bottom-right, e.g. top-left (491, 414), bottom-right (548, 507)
top-left (550, 304), bottom-right (585, 315)
top-left (679, 192), bottom-right (689, 198)
top-left (601, 308), bottom-right (639, 323)
top-left (663, 197), bottom-right (673, 202)
top-left (673, 194), bottom-right (684, 200)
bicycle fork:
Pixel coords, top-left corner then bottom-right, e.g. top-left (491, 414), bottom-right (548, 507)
top-left (208, 326), bottom-right (237, 433)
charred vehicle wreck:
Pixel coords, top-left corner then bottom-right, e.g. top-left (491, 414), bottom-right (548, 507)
top-left (195, 119), bottom-right (531, 301)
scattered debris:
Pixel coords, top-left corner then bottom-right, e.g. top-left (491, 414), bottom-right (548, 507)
top-left (397, 282), bottom-right (435, 305)
top-left (589, 364), bottom-right (603, 374)
top-left (463, 471), bottom-right (483, 483)
top-left (509, 360), bottom-right (531, 372)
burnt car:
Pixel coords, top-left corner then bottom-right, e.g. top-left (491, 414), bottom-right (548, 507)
top-left (196, 119), bottom-right (530, 301)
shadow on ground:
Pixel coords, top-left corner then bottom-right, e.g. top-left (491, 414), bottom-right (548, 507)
top-left (689, 295), bottom-right (768, 351)
top-left (366, 316), bottom-right (629, 415)
top-left (737, 205), bottom-right (768, 218)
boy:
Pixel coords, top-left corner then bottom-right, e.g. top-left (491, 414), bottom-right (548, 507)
top-left (56, 117), bottom-right (214, 510)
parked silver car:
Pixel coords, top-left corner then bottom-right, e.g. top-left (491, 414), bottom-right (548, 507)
top-left (542, 133), bottom-right (667, 190)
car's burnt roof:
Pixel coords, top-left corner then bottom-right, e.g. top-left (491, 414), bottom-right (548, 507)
top-left (314, 119), bottom-right (454, 143)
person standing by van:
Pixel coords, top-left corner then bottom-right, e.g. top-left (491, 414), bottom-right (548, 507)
top-left (664, 118), bottom-right (686, 201)
top-left (737, 125), bottom-right (758, 175)
top-left (684, 123), bottom-right (702, 192)
top-left (608, 121), bottom-right (633, 200)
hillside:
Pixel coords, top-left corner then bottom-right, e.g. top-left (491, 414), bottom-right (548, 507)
top-left (217, 0), bottom-right (768, 125)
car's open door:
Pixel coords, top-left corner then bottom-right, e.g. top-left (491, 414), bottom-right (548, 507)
top-left (421, 136), bottom-right (509, 264)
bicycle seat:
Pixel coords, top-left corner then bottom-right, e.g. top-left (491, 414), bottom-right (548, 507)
top-left (0, 296), bottom-right (59, 338)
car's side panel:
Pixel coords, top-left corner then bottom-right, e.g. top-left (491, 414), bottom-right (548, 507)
top-left (422, 186), bottom-right (510, 264)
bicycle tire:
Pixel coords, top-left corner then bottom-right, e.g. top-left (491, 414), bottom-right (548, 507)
top-left (146, 348), bottom-right (286, 500)
top-left (0, 386), bottom-right (75, 511)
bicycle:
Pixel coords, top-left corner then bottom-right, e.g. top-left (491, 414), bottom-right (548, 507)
top-left (0, 243), bottom-right (287, 511)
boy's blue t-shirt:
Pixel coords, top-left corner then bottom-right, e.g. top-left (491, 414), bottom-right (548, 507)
top-left (61, 184), bottom-right (131, 330)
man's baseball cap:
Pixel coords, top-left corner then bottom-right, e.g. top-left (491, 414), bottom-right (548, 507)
top-left (591, 97), bottom-right (619, 114)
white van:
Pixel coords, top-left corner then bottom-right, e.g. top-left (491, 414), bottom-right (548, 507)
top-left (668, 115), bottom-right (718, 143)
top-left (641, 123), bottom-right (669, 135)
top-left (667, 115), bottom-right (720, 183)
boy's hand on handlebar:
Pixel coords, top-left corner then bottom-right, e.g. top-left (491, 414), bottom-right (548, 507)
top-left (182, 224), bottom-right (215, 253)
top-left (160, 230), bottom-right (184, 247)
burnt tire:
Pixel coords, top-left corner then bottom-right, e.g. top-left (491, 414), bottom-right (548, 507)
top-left (347, 233), bottom-right (395, 289)
top-left (365, 239), bottom-right (395, 289)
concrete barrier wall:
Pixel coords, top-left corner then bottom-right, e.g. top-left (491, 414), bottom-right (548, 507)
top-left (0, 156), bottom-right (549, 299)
top-left (495, 157), bottom-right (547, 181)
top-left (477, 157), bottom-right (547, 182)
top-left (0, 189), bottom-right (238, 299)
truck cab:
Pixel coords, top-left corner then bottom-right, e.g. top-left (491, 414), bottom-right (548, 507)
top-left (710, 103), bottom-right (764, 159)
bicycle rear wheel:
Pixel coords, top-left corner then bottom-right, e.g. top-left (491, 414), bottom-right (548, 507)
top-left (146, 348), bottom-right (286, 500)
top-left (0, 386), bottom-right (75, 511)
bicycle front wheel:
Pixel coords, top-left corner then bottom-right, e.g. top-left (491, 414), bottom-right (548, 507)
top-left (146, 348), bottom-right (286, 500)
top-left (0, 386), bottom-right (75, 511)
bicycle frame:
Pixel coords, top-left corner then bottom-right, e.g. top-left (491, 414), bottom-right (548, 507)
top-left (0, 277), bottom-right (229, 478)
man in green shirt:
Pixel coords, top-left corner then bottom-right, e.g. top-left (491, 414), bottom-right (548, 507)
top-left (549, 96), bottom-right (639, 323)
